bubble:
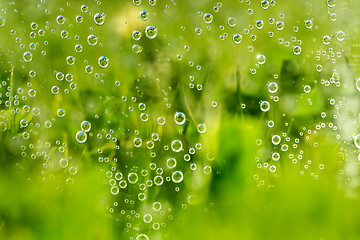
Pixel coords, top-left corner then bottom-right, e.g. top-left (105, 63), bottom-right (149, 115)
top-left (305, 20), bottom-right (313, 29)
top-left (132, 30), bottom-right (142, 40)
top-left (276, 21), bottom-right (284, 30)
top-left (0, 122), bottom-right (7, 131)
top-left (75, 15), bottom-right (83, 23)
top-left (153, 202), bottom-right (162, 211)
top-left (322, 36), bottom-right (331, 45)
top-left (98, 56), bottom-right (109, 68)
top-left (59, 158), bottom-right (68, 168)
top-left (66, 56), bottom-right (75, 65)
top-left (304, 85), bottom-right (311, 93)
top-left (356, 78), bottom-right (360, 91)
top-left (133, 0), bottom-right (141, 6)
top-left (136, 234), bottom-right (149, 240)
top-left (140, 10), bottom-right (148, 21)
top-left (133, 138), bottom-right (142, 147)
top-left (76, 131), bottom-right (87, 143)
top-left (23, 52), bottom-right (33, 62)
top-left (260, 0), bottom-right (269, 9)
top-left (257, 54), bottom-right (266, 64)
top-left (233, 33), bottom-right (243, 44)
top-left (110, 186), bottom-right (119, 195)
top-left (143, 214), bottom-right (152, 223)
top-left (203, 13), bottom-right (213, 24)
top-left (154, 176), bottom-right (163, 185)
top-left (268, 82), bottom-right (278, 93)
top-left (336, 31), bottom-right (345, 41)
top-left (272, 152), bottom-right (280, 161)
top-left (260, 101), bottom-right (270, 112)
top-left (228, 17), bottom-right (236, 27)
top-left (269, 165), bottom-right (276, 173)
top-left (0, 16), bottom-right (5, 27)
top-left (128, 172), bottom-right (139, 184)
top-left (171, 140), bottom-right (183, 152)
top-left (81, 5), bottom-right (88, 12)
top-left (80, 121), bottom-right (91, 132)
top-left (51, 86), bottom-right (59, 94)
top-left (293, 46), bottom-right (301, 55)
top-left (174, 112), bottom-right (186, 125)
top-left (326, 0), bottom-right (336, 7)
top-left (197, 123), bottom-right (206, 133)
top-left (119, 180), bottom-right (127, 188)
top-left (69, 167), bottom-right (77, 175)
top-left (354, 134), bottom-right (360, 149)
top-left (60, 30), bottom-right (68, 38)
top-left (75, 44), bottom-right (83, 52)
top-left (195, 27), bottom-right (202, 35)
top-left (20, 119), bottom-right (28, 128)
top-left (44, 121), bottom-right (52, 128)
top-left (166, 158), bottom-right (177, 169)
top-left (132, 44), bottom-right (143, 53)
top-left (30, 22), bottom-right (38, 30)
top-left (145, 25), bottom-right (157, 39)
top-left (255, 20), bottom-right (264, 29)
top-left (149, 0), bottom-right (156, 6)
top-left (172, 171), bottom-right (184, 183)
top-left (87, 34), bottom-right (98, 46)
top-left (85, 65), bottom-right (94, 74)
top-left (56, 15), bottom-right (65, 24)
top-left (57, 109), bottom-right (65, 117)
top-left (271, 135), bottom-right (281, 145)
top-left (94, 13), bottom-right (105, 26)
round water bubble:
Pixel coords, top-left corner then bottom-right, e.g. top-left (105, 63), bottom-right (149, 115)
top-left (293, 46), bottom-right (301, 55)
top-left (272, 152), bottom-right (280, 161)
top-left (136, 234), bottom-right (149, 240)
top-left (128, 172), bottom-right (139, 184)
top-left (354, 134), bottom-right (360, 149)
top-left (81, 5), bottom-right (88, 12)
top-left (304, 85), bottom-right (311, 93)
top-left (260, 0), bottom-right (269, 9)
top-left (75, 44), bottom-right (83, 52)
top-left (336, 31), bottom-right (345, 41)
top-left (153, 202), bottom-right (162, 211)
top-left (228, 17), bottom-right (236, 27)
top-left (322, 36), bottom-right (331, 45)
top-left (174, 112), bottom-right (186, 125)
top-left (98, 56), bottom-right (109, 68)
top-left (140, 10), bottom-right (148, 21)
top-left (56, 15), bottom-right (65, 24)
top-left (326, 0), bottom-right (336, 7)
top-left (85, 65), bottom-right (94, 74)
top-left (143, 214), bottom-right (152, 223)
top-left (166, 158), bottom-right (177, 169)
top-left (257, 54), bottom-right (266, 64)
top-left (171, 140), bottom-right (183, 152)
top-left (132, 30), bottom-right (141, 40)
top-left (51, 86), bottom-right (59, 94)
top-left (276, 21), bottom-right (284, 30)
top-left (255, 20), bottom-right (264, 29)
top-left (197, 123), bottom-right (206, 133)
top-left (81, 121), bottom-right (91, 132)
top-left (0, 16), bottom-right (5, 27)
top-left (23, 52), bottom-right (33, 62)
top-left (57, 109), bottom-right (65, 117)
top-left (145, 25), bottom-right (157, 39)
top-left (195, 27), bottom-right (202, 35)
top-left (305, 20), bottom-right (313, 29)
top-left (133, 138), bottom-right (142, 147)
top-left (87, 34), bottom-right (98, 46)
top-left (268, 82), bottom-right (278, 93)
top-left (110, 186), bottom-right (119, 195)
top-left (149, 0), bottom-right (156, 6)
top-left (233, 33), bottom-right (242, 44)
top-left (271, 135), bottom-right (281, 145)
top-left (59, 158), bottom-right (68, 168)
top-left (172, 171), bottom-right (184, 183)
top-left (94, 13), bottom-right (105, 26)
top-left (76, 131), bottom-right (87, 143)
top-left (203, 13), bottom-right (213, 24)
top-left (356, 78), bottom-right (360, 92)
top-left (66, 56), bottom-right (75, 65)
top-left (133, 0), bottom-right (141, 6)
top-left (260, 101), bottom-right (270, 112)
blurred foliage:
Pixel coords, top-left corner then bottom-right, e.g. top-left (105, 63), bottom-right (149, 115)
top-left (0, 0), bottom-right (360, 239)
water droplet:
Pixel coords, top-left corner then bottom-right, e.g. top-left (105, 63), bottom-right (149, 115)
top-left (172, 171), bottom-right (184, 183)
top-left (98, 56), bottom-right (109, 68)
top-left (166, 158), bottom-right (177, 169)
top-left (322, 35), bottom-right (331, 45)
top-left (136, 234), bottom-right (149, 240)
top-left (133, 138), bottom-right (142, 147)
top-left (293, 45), bottom-right (301, 55)
top-left (260, 101), bottom-right (270, 112)
top-left (257, 54), bottom-right (266, 64)
top-left (203, 13), bottom-right (213, 24)
top-left (76, 131), bottom-right (87, 143)
top-left (272, 135), bottom-right (281, 145)
top-left (255, 20), bottom-right (264, 29)
top-left (145, 25), bottom-right (157, 39)
top-left (59, 158), bottom-right (68, 168)
top-left (233, 33), bottom-right (242, 44)
top-left (132, 30), bottom-right (141, 40)
top-left (171, 140), bottom-right (183, 152)
top-left (260, 0), bottom-right (269, 9)
top-left (305, 20), bottom-right (313, 29)
top-left (276, 21), bottom-right (284, 30)
top-left (140, 10), bottom-right (148, 21)
top-left (174, 112), bottom-right (186, 125)
top-left (23, 52), bottom-right (33, 62)
top-left (354, 134), bottom-right (360, 149)
top-left (228, 17), bottom-right (236, 27)
top-left (87, 34), bottom-right (98, 45)
top-left (336, 31), bottom-right (345, 41)
top-left (66, 56), bottom-right (75, 65)
top-left (81, 121), bottom-right (91, 132)
top-left (0, 16), bottom-right (5, 27)
top-left (128, 172), bottom-right (139, 184)
top-left (94, 13), bottom-right (105, 26)
top-left (197, 123), bottom-right (206, 133)
top-left (268, 82), bottom-right (278, 93)
top-left (326, 0), bottom-right (336, 7)
top-left (56, 15), bottom-right (65, 24)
